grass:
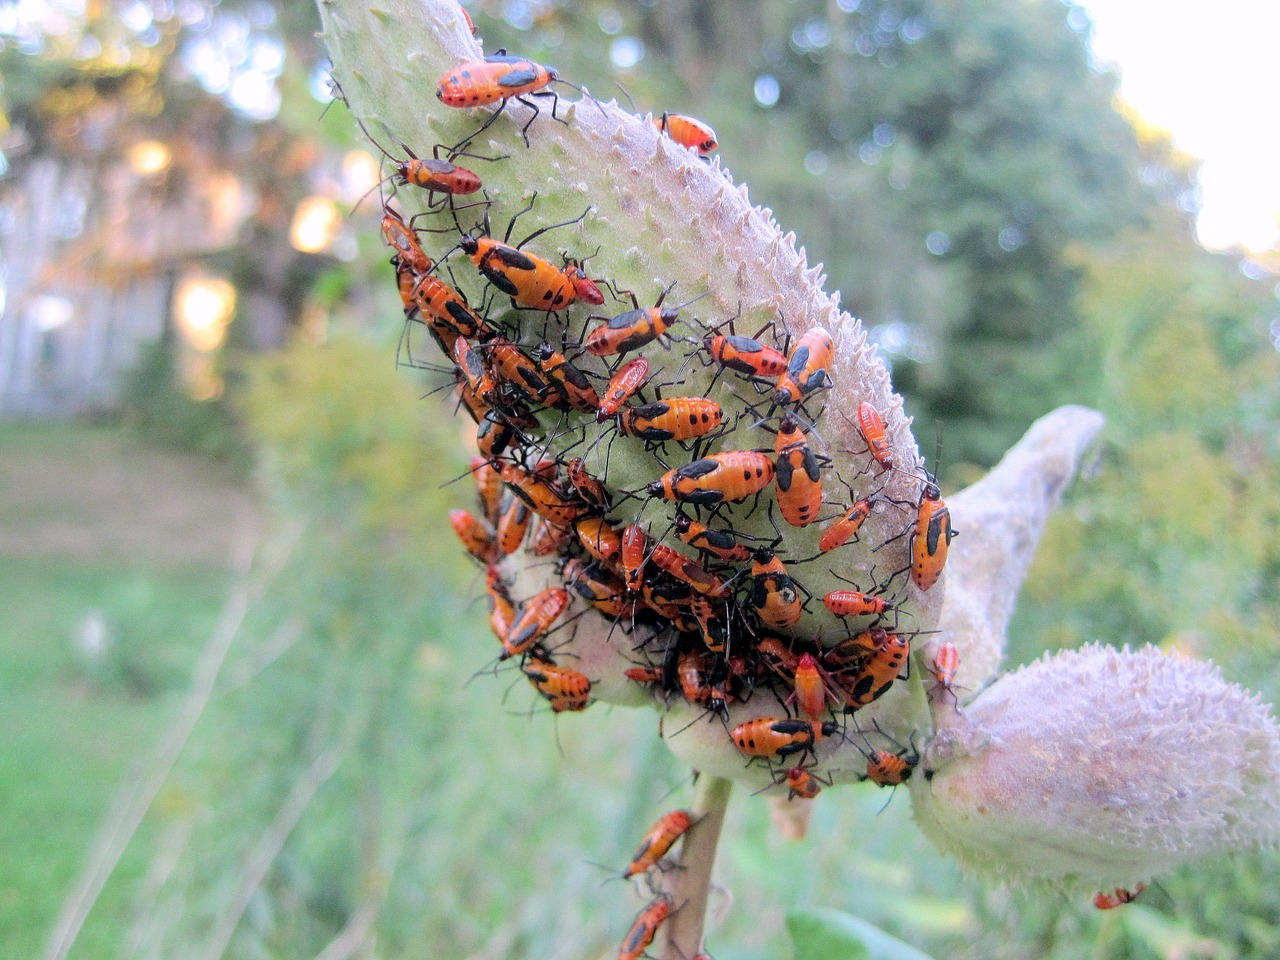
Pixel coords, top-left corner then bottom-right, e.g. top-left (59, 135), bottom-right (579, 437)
top-left (0, 422), bottom-right (246, 959)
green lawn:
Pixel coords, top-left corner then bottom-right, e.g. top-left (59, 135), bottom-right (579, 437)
top-left (0, 423), bottom-right (247, 958)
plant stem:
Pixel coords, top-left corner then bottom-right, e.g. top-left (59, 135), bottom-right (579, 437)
top-left (663, 774), bottom-right (733, 960)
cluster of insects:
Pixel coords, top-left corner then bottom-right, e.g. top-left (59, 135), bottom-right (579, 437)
top-left (343, 25), bottom-right (988, 956)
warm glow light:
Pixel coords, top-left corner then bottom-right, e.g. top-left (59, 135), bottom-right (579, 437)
top-left (175, 275), bottom-right (235, 352)
top-left (128, 139), bottom-right (171, 175)
top-left (290, 195), bottom-right (342, 253)
top-left (341, 149), bottom-right (382, 204)
top-left (1082, 0), bottom-right (1280, 252)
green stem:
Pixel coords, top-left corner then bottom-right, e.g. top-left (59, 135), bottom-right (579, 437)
top-left (663, 774), bottom-right (733, 960)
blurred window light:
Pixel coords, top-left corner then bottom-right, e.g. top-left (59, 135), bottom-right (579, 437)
top-left (175, 275), bottom-right (235, 352)
top-left (598, 10), bottom-right (622, 34)
top-left (290, 195), bottom-right (341, 253)
top-left (128, 139), bottom-right (171, 176)
top-left (754, 74), bottom-right (780, 108)
top-left (29, 294), bottom-right (75, 332)
top-left (609, 36), bottom-right (644, 70)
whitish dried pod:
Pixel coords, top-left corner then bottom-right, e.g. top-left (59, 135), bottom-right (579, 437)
top-left (911, 643), bottom-right (1280, 893)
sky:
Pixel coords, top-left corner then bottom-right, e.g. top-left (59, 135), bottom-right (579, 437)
top-left (1080, 0), bottom-right (1280, 253)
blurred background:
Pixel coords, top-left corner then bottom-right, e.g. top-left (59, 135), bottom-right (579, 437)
top-left (3, 1), bottom-right (1279, 958)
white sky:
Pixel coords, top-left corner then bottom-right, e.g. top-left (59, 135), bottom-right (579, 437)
top-left (1080, 0), bottom-right (1280, 252)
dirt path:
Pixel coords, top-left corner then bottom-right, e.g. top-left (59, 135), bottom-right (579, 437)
top-left (0, 426), bottom-right (260, 568)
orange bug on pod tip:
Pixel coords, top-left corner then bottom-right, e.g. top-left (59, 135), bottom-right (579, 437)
top-left (435, 50), bottom-right (574, 147)
top-left (853, 400), bottom-right (893, 472)
top-left (623, 809), bottom-right (693, 878)
top-left (864, 747), bottom-right (915, 786)
top-left (653, 111), bottom-right (718, 156)
top-left (449, 508), bottom-right (496, 564)
top-left (910, 478), bottom-right (957, 591)
top-left (773, 327), bottom-right (835, 406)
top-left (931, 641), bottom-right (960, 695)
top-left (1094, 884), bottom-right (1145, 910)
top-left (730, 717), bottom-right (838, 763)
top-left (584, 286), bottom-right (684, 357)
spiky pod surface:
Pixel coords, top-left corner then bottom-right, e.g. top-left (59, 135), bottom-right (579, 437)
top-left (913, 643), bottom-right (1280, 893)
top-left (318, 0), bottom-right (946, 790)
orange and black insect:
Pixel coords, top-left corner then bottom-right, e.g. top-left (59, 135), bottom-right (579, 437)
top-left (782, 765), bottom-right (833, 800)
top-left (851, 401), bottom-right (893, 472)
top-left (620, 523), bottom-right (648, 593)
top-left (689, 594), bottom-right (732, 653)
top-left (475, 408), bottom-right (517, 461)
top-left (773, 327), bottom-right (835, 406)
top-left (408, 271), bottom-right (492, 343)
top-left (563, 257), bottom-right (605, 305)
top-left (673, 513), bottom-right (752, 563)
top-left (702, 319), bottom-right (788, 383)
top-left (1094, 884), bottom-right (1145, 910)
top-left (730, 717), bottom-right (838, 763)
top-left (646, 544), bottom-right (730, 599)
top-left (822, 588), bottom-right (893, 620)
top-left (565, 457), bottom-right (611, 512)
top-left (646, 451), bottom-right (775, 506)
top-left (748, 548), bottom-right (805, 631)
top-left (773, 414), bottom-right (824, 527)
top-left (381, 207), bottom-right (435, 275)
top-left (436, 50), bottom-right (576, 147)
top-left (535, 343), bottom-right (601, 412)
top-left (495, 490), bottom-right (534, 555)
top-left (574, 516), bottom-right (624, 566)
top-left (498, 460), bottom-right (590, 526)
top-left (584, 285), bottom-right (683, 357)
top-left (522, 656), bottom-right (591, 711)
top-left (532, 518), bottom-right (573, 556)
top-left (653, 111), bottom-right (718, 155)
top-left (865, 747), bottom-right (915, 786)
top-left (930, 641), bottom-right (960, 700)
top-left (502, 586), bottom-right (570, 659)
top-left (842, 628), bottom-right (910, 710)
top-left (354, 115), bottom-right (484, 206)
top-left (449, 508), bottom-right (496, 564)
top-left (617, 397), bottom-right (724, 443)
top-left (459, 198), bottom-right (591, 311)
top-left (787, 652), bottom-right (843, 719)
top-left (453, 336), bottom-right (499, 406)
top-left (677, 651), bottom-right (731, 716)
top-left (910, 479), bottom-right (956, 592)
top-left (471, 456), bottom-right (503, 525)
top-left (561, 557), bottom-right (634, 619)
top-left (597, 357), bottom-right (649, 421)
top-left (483, 336), bottom-right (557, 410)
top-left (618, 895), bottom-right (673, 960)
top-left (816, 497), bottom-right (874, 554)
top-left (623, 810), bottom-right (693, 878)
top-left (485, 565), bottom-right (516, 641)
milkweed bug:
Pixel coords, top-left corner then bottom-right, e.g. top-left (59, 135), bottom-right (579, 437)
top-left (787, 652), bottom-right (843, 719)
top-left (849, 401), bottom-right (893, 472)
top-left (703, 330), bottom-right (788, 383)
top-left (647, 544), bottom-right (731, 599)
top-left (532, 518), bottom-right (573, 557)
top-left (561, 557), bottom-right (635, 619)
top-left (408, 271), bottom-right (492, 343)
top-left (618, 894), bottom-right (673, 960)
top-left (864, 747), bottom-right (915, 786)
top-left (475, 408), bottom-right (517, 461)
top-left (562, 257), bottom-right (606, 305)
top-left (495, 490), bottom-right (534, 555)
top-left (484, 336), bottom-right (557, 410)
top-left (621, 523), bottom-right (648, 593)
top-left (597, 357), bottom-right (650, 421)
top-left (381, 207), bottom-right (435, 276)
top-left (653, 111), bottom-right (718, 156)
top-left (584, 285), bottom-right (685, 357)
top-left (459, 204), bottom-right (592, 312)
top-left (436, 50), bottom-right (579, 148)
top-left (930, 641), bottom-right (960, 699)
top-left (678, 651), bottom-right (730, 717)
top-left (689, 594), bottom-right (731, 653)
top-left (730, 717), bottom-right (838, 763)
top-left (485, 565), bottom-right (516, 642)
top-left (748, 547), bottom-right (805, 631)
top-left (522, 656), bottom-right (592, 711)
top-left (449, 508), bottom-right (496, 564)
top-left (535, 343), bottom-right (602, 413)
top-left (781, 764), bottom-right (833, 800)
top-left (773, 327), bottom-right (835, 407)
top-left (672, 513), bottom-right (752, 563)
top-left (499, 460), bottom-right (590, 526)
top-left (574, 516), bottom-right (624, 566)
top-left (773, 414), bottom-right (825, 527)
top-left (910, 479), bottom-right (956, 591)
top-left (565, 458), bottom-right (611, 512)
top-left (1094, 884), bottom-right (1145, 910)
top-left (617, 397), bottom-right (724, 443)
top-left (502, 586), bottom-right (570, 659)
top-left (354, 115), bottom-right (484, 205)
top-left (841, 628), bottom-right (910, 710)
top-left (822, 588), bottom-right (893, 619)
top-left (646, 451), bottom-right (775, 506)
top-left (471, 456), bottom-right (503, 525)
top-left (623, 810), bottom-right (693, 878)
top-left (816, 497), bottom-right (874, 554)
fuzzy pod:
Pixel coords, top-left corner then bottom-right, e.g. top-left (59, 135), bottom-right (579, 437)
top-left (911, 643), bottom-right (1280, 893)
